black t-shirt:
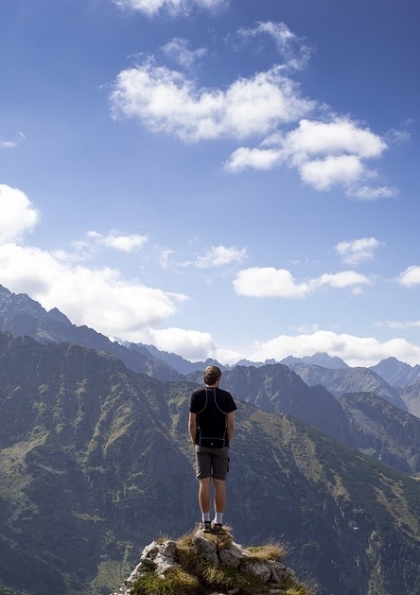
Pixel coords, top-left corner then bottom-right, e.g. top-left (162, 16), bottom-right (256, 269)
top-left (189, 386), bottom-right (237, 448)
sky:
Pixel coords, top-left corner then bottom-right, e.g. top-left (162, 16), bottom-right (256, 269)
top-left (0, 0), bottom-right (420, 368)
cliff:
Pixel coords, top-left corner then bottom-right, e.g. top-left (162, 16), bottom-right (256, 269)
top-left (111, 525), bottom-right (310, 595)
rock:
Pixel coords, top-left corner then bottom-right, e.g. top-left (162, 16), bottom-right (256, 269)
top-left (192, 531), bottom-right (219, 567)
top-left (243, 560), bottom-right (272, 583)
top-left (111, 529), bottom-right (298, 595)
top-left (219, 541), bottom-right (249, 568)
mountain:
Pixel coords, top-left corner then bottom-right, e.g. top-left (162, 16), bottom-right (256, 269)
top-left (370, 356), bottom-right (420, 387)
top-left (398, 379), bottom-right (420, 418)
top-left (132, 343), bottom-right (226, 375)
top-left (0, 284), bottom-right (182, 382)
top-left (2, 332), bottom-right (420, 595)
top-left (286, 363), bottom-right (407, 410)
top-left (189, 362), bottom-right (420, 477)
top-left (209, 363), bottom-right (352, 444)
top-left (339, 391), bottom-right (420, 474)
top-left (281, 351), bottom-right (349, 369)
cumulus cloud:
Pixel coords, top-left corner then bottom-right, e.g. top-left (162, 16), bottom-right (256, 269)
top-left (249, 330), bottom-right (420, 367)
top-left (196, 245), bottom-right (247, 268)
top-left (146, 327), bottom-right (216, 360)
top-left (237, 21), bottom-right (312, 70)
top-left (335, 237), bottom-right (382, 265)
top-left (233, 267), bottom-right (310, 298)
top-left (226, 117), bottom-right (389, 193)
top-left (313, 271), bottom-right (371, 290)
top-left (145, 327), bottom-right (420, 367)
top-left (299, 154), bottom-right (365, 190)
top-left (110, 62), bottom-right (313, 142)
top-left (0, 184), bottom-right (40, 242)
top-left (397, 265), bottom-right (420, 287)
top-left (233, 266), bottom-right (370, 298)
top-left (109, 18), bottom-right (394, 197)
top-left (113, 0), bottom-right (225, 16)
top-left (87, 230), bottom-right (149, 252)
top-left (279, 118), bottom-right (386, 160)
top-left (225, 146), bottom-right (281, 172)
top-left (0, 243), bottom-right (186, 340)
top-left (161, 38), bottom-right (207, 70)
top-left (0, 185), bottom-right (186, 341)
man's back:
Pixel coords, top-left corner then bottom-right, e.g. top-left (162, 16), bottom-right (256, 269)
top-left (190, 386), bottom-right (236, 448)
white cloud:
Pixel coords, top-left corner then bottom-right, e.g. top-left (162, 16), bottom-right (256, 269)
top-left (0, 184), bottom-right (40, 243)
top-left (280, 118), bottom-right (386, 161)
top-left (146, 327), bottom-right (216, 360)
top-left (312, 271), bottom-right (371, 290)
top-left (347, 185), bottom-right (398, 200)
top-left (234, 267), bottom-right (310, 298)
top-left (113, 0), bottom-right (225, 16)
top-left (110, 62), bottom-right (313, 142)
top-left (196, 245), bottom-right (247, 268)
top-left (109, 22), bottom-right (394, 198)
top-left (233, 267), bottom-right (370, 298)
top-left (237, 21), bottom-right (312, 70)
top-left (250, 330), bottom-right (420, 367)
top-left (225, 117), bottom-right (389, 193)
top-left (0, 132), bottom-right (25, 149)
top-left (225, 146), bottom-right (281, 172)
top-left (299, 155), bottom-right (366, 191)
top-left (87, 230), bottom-right (149, 252)
top-left (0, 243), bottom-right (187, 340)
top-left (335, 237), bottom-right (382, 265)
top-left (0, 185), bottom-right (187, 341)
top-left (140, 327), bottom-right (420, 368)
top-left (397, 265), bottom-right (420, 288)
top-left (161, 38), bottom-right (207, 70)
top-left (376, 319), bottom-right (420, 330)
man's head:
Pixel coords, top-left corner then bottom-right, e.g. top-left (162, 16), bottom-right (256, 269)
top-left (203, 365), bottom-right (222, 386)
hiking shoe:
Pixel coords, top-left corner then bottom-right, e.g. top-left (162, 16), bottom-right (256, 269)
top-left (200, 521), bottom-right (212, 533)
top-left (212, 523), bottom-right (223, 534)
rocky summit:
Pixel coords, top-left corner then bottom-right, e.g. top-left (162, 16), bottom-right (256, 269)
top-left (111, 526), bottom-right (305, 595)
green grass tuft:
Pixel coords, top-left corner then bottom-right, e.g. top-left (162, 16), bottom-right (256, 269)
top-left (132, 567), bottom-right (199, 595)
top-left (247, 541), bottom-right (287, 561)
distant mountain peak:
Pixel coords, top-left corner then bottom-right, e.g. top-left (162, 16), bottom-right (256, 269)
top-left (281, 351), bottom-right (349, 369)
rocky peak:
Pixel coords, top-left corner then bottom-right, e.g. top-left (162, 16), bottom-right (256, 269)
top-left (112, 526), bottom-right (303, 595)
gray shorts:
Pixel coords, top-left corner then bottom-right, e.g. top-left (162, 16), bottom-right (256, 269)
top-left (195, 446), bottom-right (230, 480)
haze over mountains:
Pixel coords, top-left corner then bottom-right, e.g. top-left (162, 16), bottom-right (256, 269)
top-left (1, 283), bottom-right (420, 595)
top-left (2, 284), bottom-right (420, 387)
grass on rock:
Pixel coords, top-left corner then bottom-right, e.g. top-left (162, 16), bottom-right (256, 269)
top-left (132, 526), bottom-right (311, 595)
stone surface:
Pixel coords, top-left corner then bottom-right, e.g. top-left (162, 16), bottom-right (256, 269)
top-left (110, 529), bottom-right (297, 595)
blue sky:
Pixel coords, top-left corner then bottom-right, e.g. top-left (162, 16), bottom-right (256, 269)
top-left (1, 0), bottom-right (419, 366)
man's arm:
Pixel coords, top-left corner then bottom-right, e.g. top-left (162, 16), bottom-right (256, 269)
top-left (188, 412), bottom-right (197, 445)
top-left (226, 411), bottom-right (235, 446)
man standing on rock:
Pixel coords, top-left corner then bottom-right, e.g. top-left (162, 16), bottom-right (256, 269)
top-left (188, 365), bottom-right (237, 534)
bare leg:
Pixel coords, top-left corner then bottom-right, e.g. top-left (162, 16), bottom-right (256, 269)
top-left (198, 478), bottom-right (211, 514)
top-left (213, 478), bottom-right (226, 513)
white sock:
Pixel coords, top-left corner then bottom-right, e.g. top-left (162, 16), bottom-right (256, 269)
top-left (202, 513), bottom-right (210, 522)
top-left (214, 512), bottom-right (223, 524)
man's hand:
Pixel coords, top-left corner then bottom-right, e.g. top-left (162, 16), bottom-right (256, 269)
top-left (227, 411), bottom-right (234, 446)
top-left (188, 411), bottom-right (197, 445)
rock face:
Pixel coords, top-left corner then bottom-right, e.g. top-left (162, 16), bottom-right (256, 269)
top-left (112, 528), bottom-right (297, 595)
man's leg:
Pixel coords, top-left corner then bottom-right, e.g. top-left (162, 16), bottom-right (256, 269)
top-left (198, 477), bottom-right (211, 517)
top-left (213, 478), bottom-right (226, 525)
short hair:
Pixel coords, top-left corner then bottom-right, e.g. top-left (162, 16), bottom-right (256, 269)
top-left (203, 365), bottom-right (222, 386)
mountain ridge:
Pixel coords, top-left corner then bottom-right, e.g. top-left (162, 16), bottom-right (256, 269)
top-left (2, 284), bottom-right (420, 389)
top-left (2, 331), bottom-right (420, 595)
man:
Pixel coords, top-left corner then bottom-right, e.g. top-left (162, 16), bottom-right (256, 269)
top-left (188, 365), bottom-right (237, 534)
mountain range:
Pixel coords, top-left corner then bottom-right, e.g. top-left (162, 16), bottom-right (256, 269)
top-left (1, 284), bottom-right (420, 595)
